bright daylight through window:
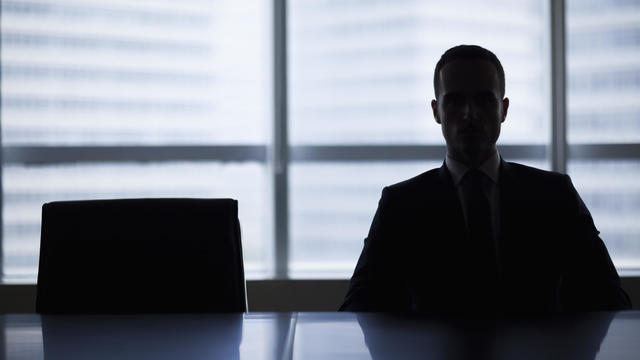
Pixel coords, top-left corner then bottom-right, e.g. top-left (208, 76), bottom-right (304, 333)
top-left (1, 0), bottom-right (639, 281)
top-left (1, 0), bottom-right (272, 280)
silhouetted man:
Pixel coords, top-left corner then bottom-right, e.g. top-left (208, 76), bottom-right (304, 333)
top-left (341, 45), bottom-right (631, 313)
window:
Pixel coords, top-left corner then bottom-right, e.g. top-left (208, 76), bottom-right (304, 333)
top-left (0, 0), bottom-right (272, 280)
top-left (288, 0), bottom-right (550, 277)
top-left (1, 0), bottom-right (638, 282)
top-left (567, 0), bottom-right (640, 270)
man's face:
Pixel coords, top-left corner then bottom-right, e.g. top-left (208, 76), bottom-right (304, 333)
top-left (431, 59), bottom-right (509, 165)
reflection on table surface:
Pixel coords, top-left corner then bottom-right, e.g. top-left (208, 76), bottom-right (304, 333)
top-left (1, 311), bottom-right (639, 360)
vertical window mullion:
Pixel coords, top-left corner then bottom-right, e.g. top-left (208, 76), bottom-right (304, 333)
top-left (551, 0), bottom-right (568, 173)
top-left (0, 0), bottom-right (4, 278)
top-left (273, 0), bottom-right (289, 278)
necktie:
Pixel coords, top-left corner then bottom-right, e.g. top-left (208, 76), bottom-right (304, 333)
top-left (462, 169), bottom-right (499, 303)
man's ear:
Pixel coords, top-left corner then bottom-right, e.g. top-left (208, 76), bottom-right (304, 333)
top-left (431, 99), bottom-right (441, 124)
top-left (502, 97), bottom-right (509, 123)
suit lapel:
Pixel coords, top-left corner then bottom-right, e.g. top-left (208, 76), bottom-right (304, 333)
top-left (436, 162), bottom-right (467, 243)
top-left (498, 159), bottom-right (522, 274)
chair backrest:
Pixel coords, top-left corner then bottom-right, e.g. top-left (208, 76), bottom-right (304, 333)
top-left (36, 198), bottom-right (246, 314)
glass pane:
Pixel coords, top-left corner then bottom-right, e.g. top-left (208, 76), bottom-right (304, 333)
top-left (567, 0), bottom-right (640, 143)
top-left (2, 162), bottom-right (270, 281)
top-left (290, 161), bottom-right (440, 278)
top-left (1, 0), bottom-right (271, 145)
top-left (568, 160), bottom-right (640, 270)
top-left (567, 1), bottom-right (640, 271)
top-left (289, 0), bottom-right (550, 145)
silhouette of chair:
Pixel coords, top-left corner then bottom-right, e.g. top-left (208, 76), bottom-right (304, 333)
top-left (36, 198), bottom-right (246, 314)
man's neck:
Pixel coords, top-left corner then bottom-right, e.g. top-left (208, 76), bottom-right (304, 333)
top-left (448, 148), bottom-right (498, 169)
top-left (446, 150), bottom-right (500, 185)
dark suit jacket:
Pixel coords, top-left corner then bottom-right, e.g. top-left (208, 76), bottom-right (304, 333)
top-left (341, 160), bottom-right (631, 313)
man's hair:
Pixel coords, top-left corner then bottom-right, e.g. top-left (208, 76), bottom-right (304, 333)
top-left (433, 45), bottom-right (505, 98)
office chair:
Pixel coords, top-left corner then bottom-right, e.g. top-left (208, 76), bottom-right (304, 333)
top-left (35, 198), bottom-right (247, 314)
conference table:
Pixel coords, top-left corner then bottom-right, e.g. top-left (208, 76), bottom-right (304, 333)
top-left (1, 311), bottom-right (638, 359)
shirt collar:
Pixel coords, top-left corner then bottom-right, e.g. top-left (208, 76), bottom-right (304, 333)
top-left (445, 150), bottom-right (500, 186)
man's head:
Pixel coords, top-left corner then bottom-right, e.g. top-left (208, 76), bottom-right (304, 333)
top-left (431, 45), bottom-right (509, 168)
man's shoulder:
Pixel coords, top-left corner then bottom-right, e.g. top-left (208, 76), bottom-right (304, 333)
top-left (380, 160), bottom-right (573, 197)
top-left (503, 161), bottom-right (569, 186)
top-left (384, 167), bottom-right (443, 195)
